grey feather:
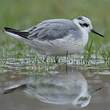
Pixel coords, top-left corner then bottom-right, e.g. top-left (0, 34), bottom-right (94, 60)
top-left (27, 19), bottom-right (81, 41)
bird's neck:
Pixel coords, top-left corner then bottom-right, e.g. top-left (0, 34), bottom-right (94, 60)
top-left (72, 19), bottom-right (89, 47)
top-left (81, 29), bottom-right (89, 47)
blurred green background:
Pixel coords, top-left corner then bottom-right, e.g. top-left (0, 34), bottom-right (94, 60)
top-left (0, 0), bottom-right (110, 57)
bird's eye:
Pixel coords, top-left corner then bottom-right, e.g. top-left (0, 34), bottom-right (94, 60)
top-left (83, 23), bottom-right (89, 27)
top-left (79, 23), bottom-right (89, 27)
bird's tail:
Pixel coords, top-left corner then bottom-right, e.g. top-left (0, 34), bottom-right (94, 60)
top-left (3, 27), bottom-right (29, 39)
top-left (3, 84), bottom-right (27, 94)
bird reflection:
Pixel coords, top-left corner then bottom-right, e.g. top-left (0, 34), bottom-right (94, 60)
top-left (0, 64), bottom-right (109, 108)
top-left (25, 65), bottom-right (91, 108)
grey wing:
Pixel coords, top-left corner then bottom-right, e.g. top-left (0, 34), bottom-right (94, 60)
top-left (27, 19), bottom-right (81, 41)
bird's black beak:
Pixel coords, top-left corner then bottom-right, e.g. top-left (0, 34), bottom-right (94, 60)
top-left (91, 29), bottom-right (104, 37)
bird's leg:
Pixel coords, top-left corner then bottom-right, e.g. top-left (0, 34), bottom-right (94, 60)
top-left (65, 51), bottom-right (69, 71)
top-left (44, 55), bottom-right (48, 62)
top-left (66, 51), bottom-right (68, 61)
top-left (55, 56), bottom-right (59, 63)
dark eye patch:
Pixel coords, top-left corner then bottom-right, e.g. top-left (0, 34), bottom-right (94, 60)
top-left (83, 23), bottom-right (89, 27)
top-left (79, 23), bottom-right (89, 27)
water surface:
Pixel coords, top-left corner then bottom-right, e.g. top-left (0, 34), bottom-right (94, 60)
top-left (0, 58), bottom-right (110, 110)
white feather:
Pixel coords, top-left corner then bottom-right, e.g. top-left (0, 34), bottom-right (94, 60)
top-left (4, 31), bottom-right (22, 39)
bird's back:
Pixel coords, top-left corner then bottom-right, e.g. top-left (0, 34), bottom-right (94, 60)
top-left (27, 19), bottom-right (81, 41)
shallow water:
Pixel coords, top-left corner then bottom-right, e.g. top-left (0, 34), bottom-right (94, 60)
top-left (0, 58), bottom-right (110, 110)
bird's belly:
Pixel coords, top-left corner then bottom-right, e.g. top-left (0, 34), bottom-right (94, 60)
top-left (48, 42), bottom-right (84, 56)
top-left (33, 38), bottom-right (84, 56)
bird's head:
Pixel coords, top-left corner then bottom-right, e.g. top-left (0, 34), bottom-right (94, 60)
top-left (73, 16), bottom-right (104, 37)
